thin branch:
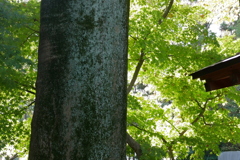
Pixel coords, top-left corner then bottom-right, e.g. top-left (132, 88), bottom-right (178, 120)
top-left (127, 50), bottom-right (145, 94)
top-left (25, 89), bottom-right (36, 95)
top-left (18, 87), bottom-right (36, 95)
top-left (191, 105), bottom-right (206, 125)
top-left (179, 129), bottom-right (187, 137)
top-left (158, 0), bottom-right (175, 24)
top-left (28, 100), bottom-right (35, 106)
top-left (179, 100), bottom-right (207, 136)
top-left (9, 154), bottom-right (18, 160)
top-left (202, 115), bottom-right (213, 126)
top-left (161, 136), bottom-right (168, 144)
top-left (179, 93), bottom-right (224, 136)
top-left (189, 94), bottom-right (221, 126)
top-left (130, 123), bottom-right (152, 134)
top-left (204, 92), bottom-right (222, 107)
top-left (21, 31), bottom-right (38, 46)
top-left (129, 35), bottom-right (138, 41)
top-left (14, 81), bottom-right (36, 90)
top-left (130, 123), bottom-right (168, 144)
top-left (25, 25), bottom-right (40, 33)
top-left (194, 99), bottom-right (203, 109)
top-left (14, 81), bottom-right (36, 95)
top-left (164, 118), bottom-right (180, 134)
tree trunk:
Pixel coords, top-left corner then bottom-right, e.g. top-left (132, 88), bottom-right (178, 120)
top-left (29, 0), bottom-right (129, 159)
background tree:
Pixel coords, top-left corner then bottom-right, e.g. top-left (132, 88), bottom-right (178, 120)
top-left (127, 0), bottom-right (240, 159)
top-left (0, 0), bottom-right (39, 158)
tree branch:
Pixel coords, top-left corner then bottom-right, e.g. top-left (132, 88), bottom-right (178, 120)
top-left (165, 118), bottom-right (180, 134)
top-left (194, 99), bottom-right (203, 109)
top-left (27, 100), bottom-right (35, 108)
top-left (129, 35), bottom-right (138, 41)
top-left (14, 81), bottom-right (36, 95)
top-left (25, 25), bottom-right (40, 33)
top-left (126, 0), bottom-right (175, 154)
top-left (21, 31), bottom-right (39, 46)
top-left (9, 154), bottom-right (18, 160)
top-left (126, 133), bottom-right (142, 159)
top-left (25, 89), bottom-right (36, 95)
top-left (202, 114), bottom-right (213, 126)
top-left (130, 123), bottom-right (168, 144)
top-left (191, 106), bottom-right (206, 125)
top-left (180, 93), bottom-right (224, 136)
top-left (127, 50), bottom-right (145, 94)
top-left (158, 0), bottom-right (174, 24)
top-left (126, 51), bottom-right (145, 159)
top-left (179, 100), bottom-right (207, 136)
top-left (168, 145), bottom-right (175, 160)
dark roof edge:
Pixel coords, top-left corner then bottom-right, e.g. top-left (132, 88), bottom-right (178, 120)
top-left (190, 54), bottom-right (240, 79)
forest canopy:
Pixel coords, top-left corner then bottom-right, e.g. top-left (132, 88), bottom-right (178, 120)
top-left (1, 0), bottom-right (240, 159)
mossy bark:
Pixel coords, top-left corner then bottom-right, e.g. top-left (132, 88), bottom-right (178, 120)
top-left (29, 0), bottom-right (129, 159)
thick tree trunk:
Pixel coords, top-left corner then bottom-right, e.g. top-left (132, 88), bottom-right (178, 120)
top-left (29, 0), bottom-right (129, 159)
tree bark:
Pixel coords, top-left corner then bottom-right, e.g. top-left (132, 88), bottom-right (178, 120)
top-left (29, 0), bottom-right (129, 159)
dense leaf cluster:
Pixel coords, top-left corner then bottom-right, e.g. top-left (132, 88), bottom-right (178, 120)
top-left (0, 0), bottom-right (39, 157)
top-left (127, 0), bottom-right (240, 159)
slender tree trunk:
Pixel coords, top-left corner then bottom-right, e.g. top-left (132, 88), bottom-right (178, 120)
top-left (29, 0), bottom-right (129, 159)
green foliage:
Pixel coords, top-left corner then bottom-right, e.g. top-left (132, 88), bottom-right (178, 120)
top-left (220, 20), bottom-right (240, 38)
top-left (127, 0), bottom-right (240, 159)
top-left (0, 0), bottom-right (39, 156)
top-left (2, 0), bottom-right (240, 159)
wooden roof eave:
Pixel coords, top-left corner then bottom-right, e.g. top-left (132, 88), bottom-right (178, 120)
top-left (190, 54), bottom-right (240, 80)
top-left (190, 54), bottom-right (240, 91)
